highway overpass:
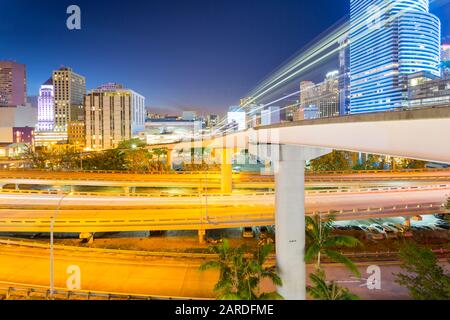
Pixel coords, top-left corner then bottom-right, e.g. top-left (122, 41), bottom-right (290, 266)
top-left (0, 185), bottom-right (447, 233)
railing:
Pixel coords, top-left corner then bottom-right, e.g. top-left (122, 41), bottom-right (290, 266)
top-left (0, 281), bottom-right (206, 300)
top-left (0, 183), bottom-right (448, 198)
top-left (2, 167), bottom-right (449, 176)
top-left (307, 168), bottom-right (450, 175)
top-left (0, 202), bottom-right (445, 233)
top-left (0, 189), bottom-right (276, 198)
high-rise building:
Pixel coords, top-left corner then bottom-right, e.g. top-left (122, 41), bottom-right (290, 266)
top-left (349, 0), bottom-right (441, 114)
top-left (52, 67), bottom-right (86, 144)
top-left (318, 71), bottom-right (340, 118)
top-left (85, 83), bottom-right (145, 150)
top-left (338, 36), bottom-right (350, 115)
top-left (299, 81), bottom-right (317, 108)
top-left (261, 106), bottom-right (281, 126)
top-left (442, 44), bottom-right (450, 78)
top-left (206, 114), bottom-right (219, 128)
top-left (0, 61), bottom-right (26, 107)
top-left (227, 106), bottom-right (247, 132)
top-left (182, 111), bottom-right (197, 121)
top-left (299, 72), bottom-right (339, 119)
top-left (37, 78), bottom-right (54, 132)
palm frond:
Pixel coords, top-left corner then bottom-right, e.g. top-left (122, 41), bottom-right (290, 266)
top-left (324, 249), bottom-right (361, 277)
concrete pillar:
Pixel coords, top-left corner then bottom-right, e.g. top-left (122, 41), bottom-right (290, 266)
top-left (79, 232), bottom-right (94, 245)
top-left (166, 149), bottom-right (173, 170)
top-left (262, 159), bottom-right (272, 175)
top-left (198, 229), bottom-right (206, 244)
top-left (220, 148), bottom-right (233, 194)
top-left (271, 144), bottom-right (331, 300)
top-left (15, 184), bottom-right (19, 191)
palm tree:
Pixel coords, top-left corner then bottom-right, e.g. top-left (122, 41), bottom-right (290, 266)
top-left (307, 270), bottom-right (359, 300)
top-left (305, 214), bottom-right (362, 277)
top-left (199, 240), bottom-right (283, 300)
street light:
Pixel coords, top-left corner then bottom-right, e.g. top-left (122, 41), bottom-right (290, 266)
top-left (49, 191), bottom-right (73, 299)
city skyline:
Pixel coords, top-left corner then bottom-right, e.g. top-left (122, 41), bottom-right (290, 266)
top-left (0, 0), bottom-right (450, 304)
top-left (0, 0), bottom-right (384, 114)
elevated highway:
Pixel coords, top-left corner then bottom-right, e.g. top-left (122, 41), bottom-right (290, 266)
top-left (0, 185), bottom-right (447, 232)
top-left (2, 169), bottom-right (450, 190)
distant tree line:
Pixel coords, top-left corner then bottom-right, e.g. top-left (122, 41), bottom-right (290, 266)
top-left (308, 151), bottom-right (427, 172)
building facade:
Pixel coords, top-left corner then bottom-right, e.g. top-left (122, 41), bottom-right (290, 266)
top-left (261, 106), bottom-right (281, 126)
top-left (52, 67), bottom-right (86, 143)
top-left (442, 44), bottom-right (450, 78)
top-left (0, 61), bottom-right (26, 107)
top-left (404, 72), bottom-right (450, 108)
top-left (349, 0), bottom-right (441, 114)
top-left (85, 84), bottom-right (145, 150)
top-left (338, 36), bottom-right (351, 115)
top-left (227, 107), bottom-right (247, 132)
top-left (299, 72), bottom-right (340, 119)
top-left (37, 78), bottom-right (54, 132)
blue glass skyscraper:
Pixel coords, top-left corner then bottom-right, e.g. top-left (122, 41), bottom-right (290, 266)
top-left (349, 0), bottom-right (441, 114)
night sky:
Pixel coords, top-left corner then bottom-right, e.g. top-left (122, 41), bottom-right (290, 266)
top-left (1, 0), bottom-right (449, 115)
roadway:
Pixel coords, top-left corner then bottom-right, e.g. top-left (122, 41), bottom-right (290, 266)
top-left (0, 241), bottom-right (446, 299)
top-left (2, 169), bottom-right (450, 190)
top-left (0, 186), bottom-right (446, 232)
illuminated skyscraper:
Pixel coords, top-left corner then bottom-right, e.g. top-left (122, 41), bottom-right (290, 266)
top-left (85, 83), bottom-right (145, 150)
top-left (0, 61), bottom-right (26, 107)
top-left (349, 0), bottom-right (441, 113)
top-left (37, 78), bottom-right (54, 132)
top-left (52, 67), bottom-right (86, 145)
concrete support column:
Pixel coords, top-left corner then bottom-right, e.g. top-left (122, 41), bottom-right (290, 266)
top-left (166, 149), bottom-right (172, 170)
top-left (271, 144), bottom-right (331, 300)
top-left (79, 232), bottom-right (94, 245)
top-left (220, 148), bottom-right (233, 194)
top-left (275, 152), bottom-right (306, 300)
top-left (15, 184), bottom-right (19, 191)
top-left (198, 229), bottom-right (206, 244)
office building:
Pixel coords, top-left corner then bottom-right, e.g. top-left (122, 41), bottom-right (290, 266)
top-left (349, 0), bottom-right (441, 113)
top-left (227, 106), bottom-right (247, 131)
top-left (206, 114), bottom-right (219, 128)
top-left (261, 106), bottom-right (281, 126)
top-left (404, 71), bottom-right (450, 108)
top-left (182, 111), bottom-right (197, 121)
top-left (338, 36), bottom-right (350, 115)
top-left (37, 78), bottom-right (54, 132)
top-left (442, 44), bottom-right (450, 78)
top-left (299, 72), bottom-right (339, 119)
top-left (0, 61), bottom-right (26, 107)
top-left (85, 83), bottom-right (145, 150)
top-left (52, 67), bottom-right (86, 144)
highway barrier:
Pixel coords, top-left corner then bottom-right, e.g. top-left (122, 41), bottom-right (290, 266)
top-left (0, 281), bottom-right (206, 300)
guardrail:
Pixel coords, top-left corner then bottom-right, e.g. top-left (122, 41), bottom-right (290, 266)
top-left (0, 281), bottom-right (205, 300)
top-left (0, 168), bottom-right (226, 175)
top-left (0, 189), bottom-right (276, 198)
top-left (0, 202), bottom-right (445, 233)
top-left (2, 167), bottom-right (449, 176)
top-left (0, 183), bottom-right (448, 199)
top-left (306, 168), bottom-right (450, 175)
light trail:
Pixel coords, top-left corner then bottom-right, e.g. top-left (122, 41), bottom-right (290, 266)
top-left (212, 0), bottom-right (446, 135)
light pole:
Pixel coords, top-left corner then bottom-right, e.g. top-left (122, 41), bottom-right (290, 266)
top-left (49, 191), bottom-right (73, 299)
